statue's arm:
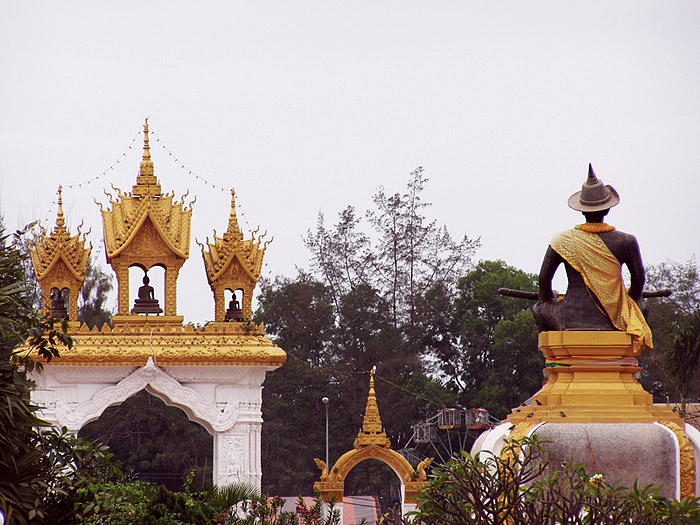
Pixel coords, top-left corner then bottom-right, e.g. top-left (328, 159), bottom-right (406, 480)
top-left (538, 246), bottom-right (563, 301)
top-left (625, 236), bottom-right (645, 302)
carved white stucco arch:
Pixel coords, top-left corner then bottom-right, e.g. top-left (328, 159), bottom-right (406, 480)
top-left (31, 358), bottom-right (275, 488)
top-left (55, 357), bottom-right (238, 433)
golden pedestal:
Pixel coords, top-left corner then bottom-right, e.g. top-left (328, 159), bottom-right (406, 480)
top-left (500, 331), bottom-right (696, 499)
top-left (506, 331), bottom-right (682, 425)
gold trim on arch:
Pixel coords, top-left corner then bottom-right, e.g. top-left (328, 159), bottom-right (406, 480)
top-left (314, 371), bottom-right (431, 504)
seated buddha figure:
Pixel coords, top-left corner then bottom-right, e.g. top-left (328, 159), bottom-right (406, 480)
top-left (131, 274), bottom-right (163, 315)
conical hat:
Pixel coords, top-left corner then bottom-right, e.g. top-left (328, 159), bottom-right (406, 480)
top-left (568, 164), bottom-right (620, 212)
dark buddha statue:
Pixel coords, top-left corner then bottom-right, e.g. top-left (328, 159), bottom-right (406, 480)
top-left (225, 294), bottom-right (244, 322)
top-left (50, 287), bottom-right (68, 319)
top-left (131, 274), bottom-right (163, 315)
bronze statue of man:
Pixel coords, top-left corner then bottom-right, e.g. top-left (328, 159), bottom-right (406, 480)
top-left (533, 164), bottom-right (653, 350)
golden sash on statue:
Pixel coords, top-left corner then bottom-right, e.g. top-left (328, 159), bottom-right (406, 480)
top-left (550, 229), bottom-right (653, 350)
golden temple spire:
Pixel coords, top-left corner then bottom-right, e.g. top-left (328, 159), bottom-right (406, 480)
top-left (133, 118), bottom-right (161, 196)
top-left (224, 188), bottom-right (244, 241)
top-left (53, 186), bottom-right (67, 235)
top-left (201, 185), bottom-right (270, 322)
top-left (29, 188), bottom-right (91, 320)
top-left (140, 119), bottom-right (154, 176)
top-left (354, 367), bottom-right (390, 448)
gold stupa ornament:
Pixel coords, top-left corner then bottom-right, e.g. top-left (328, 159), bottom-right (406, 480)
top-left (29, 186), bottom-right (91, 321)
top-left (98, 120), bottom-right (194, 317)
top-left (354, 369), bottom-right (390, 448)
top-left (200, 188), bottom-right (271, 322)
top-left (314, 369), bottom-right (431, 509)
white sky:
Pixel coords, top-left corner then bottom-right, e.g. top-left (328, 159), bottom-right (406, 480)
top-left (1, 1), bottom-right (699, 324)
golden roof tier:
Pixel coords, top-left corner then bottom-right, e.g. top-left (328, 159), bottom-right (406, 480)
top-left (97, 120), bottom-right (194, 317)
top-left (28, 187), bottom-right (91, 321)
top-left (200, 188), bottom-right (271, 322)
top-left (41, 320), bottom-right (285, 367)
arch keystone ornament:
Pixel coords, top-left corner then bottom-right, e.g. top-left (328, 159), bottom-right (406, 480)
top-left (314, 370), bottom-right (432, 521)
top-left (28, 121), bottom-right (286, 489)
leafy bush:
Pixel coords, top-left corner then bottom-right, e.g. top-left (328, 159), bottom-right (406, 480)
top-left (396, 437), bottom-right (700, 524)
top-left (223, 495), bottom-right (340, 525)
top-left (70, 473), bottom-right (220, 524)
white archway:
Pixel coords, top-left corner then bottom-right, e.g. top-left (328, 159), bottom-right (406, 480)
top-left (31, 358), bottom-right (273, 487)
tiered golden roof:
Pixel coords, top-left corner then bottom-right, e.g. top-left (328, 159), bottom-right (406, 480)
top-left (200, 189), bottom-right (271, 321)
top-left (100, 121), bottom-right (192, 261)
top-left (98, 120), bottom-right (194, 316)
top-left (28, 187), bottom-right (91, 320)
top-left (46, 321), bottom-right (286, 367)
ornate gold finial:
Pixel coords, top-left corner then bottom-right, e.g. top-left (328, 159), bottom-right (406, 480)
top-left (53, 186), bottom-right (67, 235)
top-left (140, 119), bottom-right (154, 177)
top-left (100, 121), bottom-right (192, 316)
top-left (224, 188), bottom-right (244, 242)
top-left (133, 118), bottom-right (160, 196)
top-left (354, 367), bottom-right (390, 448)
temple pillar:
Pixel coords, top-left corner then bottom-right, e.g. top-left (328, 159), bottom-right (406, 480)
top-left (213, 424), bottom-right (260, 488)
top-left (117, 265), bottom-right (130, 315)
top-left (215, 288), bottom-right (226, 322)
top-left (165, 268), bottom-right (179, 316)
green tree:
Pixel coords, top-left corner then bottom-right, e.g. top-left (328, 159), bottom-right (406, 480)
top-left (260, 358), bottom-right (340, 496)
top-left (663, 310), bottom-right (700, 417)
top-left (257, 171), bottom-right (471, 497)
top-left (78, 390), bottom-right (213, 492)
top-left (639, 258), bottom-right (700, 403)
top-left (77, 257), bottom-right (114, 329)
top-left (305, 167), bottom-right (479, 367)
top-left (256, 272), bottom-right (335, 367)
top-left (0, 226), bottom-right (72, 524)
top-left (445, 260), bottom-right (542, 418)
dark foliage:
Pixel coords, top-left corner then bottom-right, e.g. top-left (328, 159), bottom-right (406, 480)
top-left (78, 390), bottom-right (213, 492)
top-left (0, 226), bottom-right (73, 524)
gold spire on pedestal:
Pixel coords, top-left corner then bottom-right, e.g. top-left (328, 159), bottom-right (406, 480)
top-left (224, 188), bottom-right (244, 242)
top-left (53, 186), bottom-right (68, 235)
top-left (98, 119), bottom-right (193, 317)
top-left (29, 186), bottom-right (91, 320)
top-left (354, 369), bottom-right (390, 448)
top-left (133, 119), bottom-right (161, 196)
top-left (200, 188), bottom-right (271, 322)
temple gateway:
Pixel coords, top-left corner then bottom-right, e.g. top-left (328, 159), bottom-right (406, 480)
top-left (28, 121), bottom-right (285, 488)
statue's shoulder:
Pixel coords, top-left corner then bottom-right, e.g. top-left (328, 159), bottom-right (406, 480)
top-left (600, 229), bottom-right (638, 244)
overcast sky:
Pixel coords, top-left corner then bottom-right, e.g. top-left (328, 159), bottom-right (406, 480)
top-left (1, 1), bottom-right (699, 324)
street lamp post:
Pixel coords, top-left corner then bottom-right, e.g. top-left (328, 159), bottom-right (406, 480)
top-left (322, 396), bottom-right (329, 469)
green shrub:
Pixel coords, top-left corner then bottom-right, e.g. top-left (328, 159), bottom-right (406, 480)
top-left (390, 436), bottom-right (700, 524)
